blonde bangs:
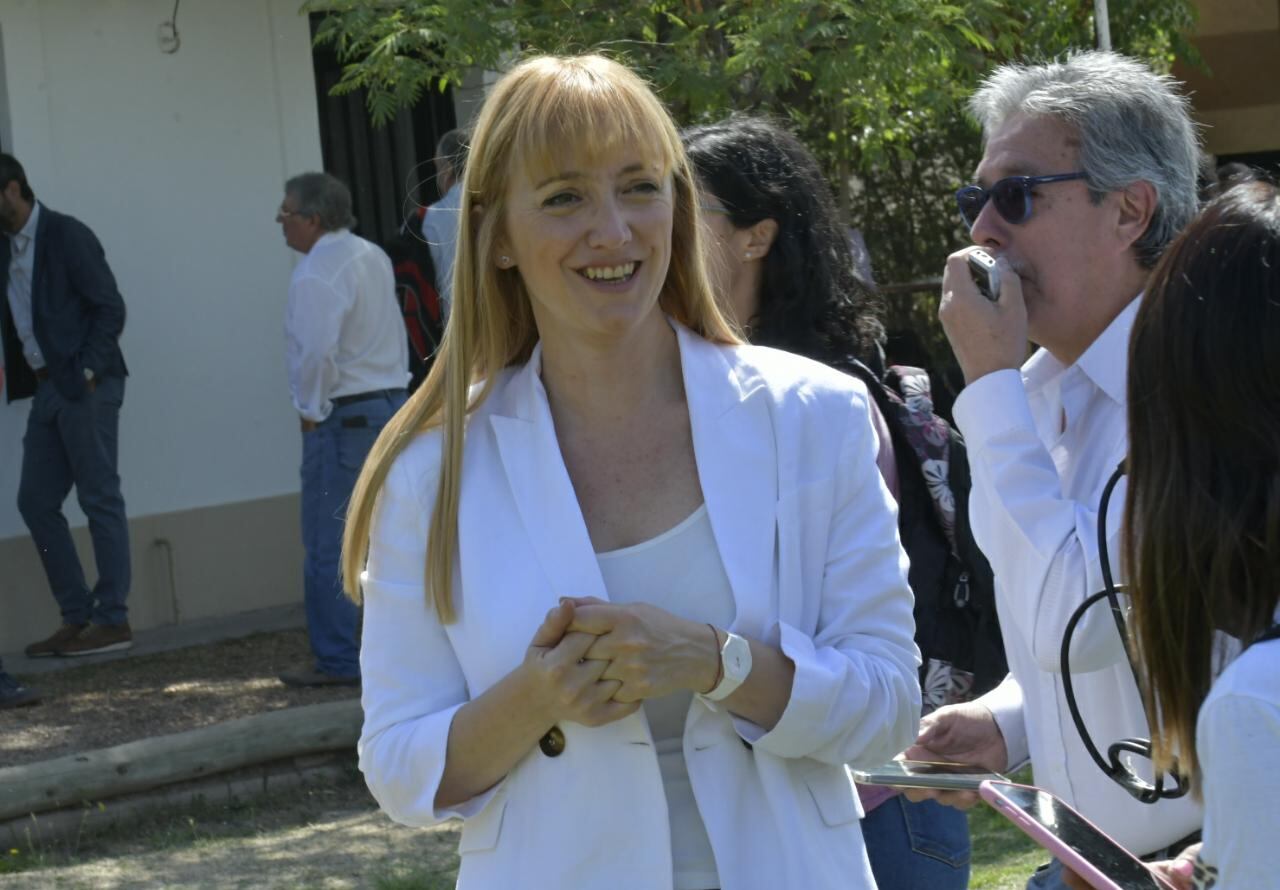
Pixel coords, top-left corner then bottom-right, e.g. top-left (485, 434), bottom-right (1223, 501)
top-left (505, 57), bottom-right (682, 189)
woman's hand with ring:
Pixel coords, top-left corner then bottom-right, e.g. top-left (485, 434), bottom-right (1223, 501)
top-left (522, 600), bottom-right (639, 727)
top-left (564, 597), bottom-right (719, 703)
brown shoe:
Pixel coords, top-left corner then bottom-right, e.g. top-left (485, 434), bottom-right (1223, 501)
top-left (57, 623), bottom-right (133, 657)
top-left (25, 623), bottom-right (88, 658)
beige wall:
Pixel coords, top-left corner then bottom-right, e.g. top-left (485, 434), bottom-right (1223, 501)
top-left (0, 495), bottom-right (303, 653)
top-left (1179, 0), bottom-right (1280, 156)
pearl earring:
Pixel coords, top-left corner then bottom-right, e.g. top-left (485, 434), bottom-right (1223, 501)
top-left (744, 251), bottom-right (753, 260)
top-left (500, 255), bottom-right (510, 266)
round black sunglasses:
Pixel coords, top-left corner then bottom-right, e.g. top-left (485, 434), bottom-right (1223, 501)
top-left (956, 172), bottom-right (1088, 229)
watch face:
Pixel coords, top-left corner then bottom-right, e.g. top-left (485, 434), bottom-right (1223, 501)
top-left (724, 634), bottom-right (752, 681)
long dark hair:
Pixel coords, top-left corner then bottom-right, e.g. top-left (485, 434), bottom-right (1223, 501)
top-left (1124, 179), bottom-right (1280, 792)
top-left (683, 116), bottom-right (883, 368)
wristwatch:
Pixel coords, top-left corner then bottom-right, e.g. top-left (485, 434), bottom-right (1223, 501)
top-left (702, 630), bottom-right (752, 702)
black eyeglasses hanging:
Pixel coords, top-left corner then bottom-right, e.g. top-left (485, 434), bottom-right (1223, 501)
top-left (1059, 461), bottom-right (1189, 804)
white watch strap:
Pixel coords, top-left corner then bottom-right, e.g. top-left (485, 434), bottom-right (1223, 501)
top-left (702, 631), bottom-right (751, 702)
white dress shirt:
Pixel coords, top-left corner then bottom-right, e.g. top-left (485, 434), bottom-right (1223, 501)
top-left (1194, 607), bottom-right (1280, 889)
top-left (421, 182), bottom-right (460, 313)
top-left (285, 229), bottom-right (409, 422)
top-left (953, 296), bottom-right (1202, 856)
top-left (5, 201), bottom-right (45, 369)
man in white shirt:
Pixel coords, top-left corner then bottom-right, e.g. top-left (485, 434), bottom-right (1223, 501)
top-left (420, 128), bottom-right (466, 314)
top-left (275, 172), bottom-right (409, 687)
top-left (907, 52), bottom-right (1203, 888)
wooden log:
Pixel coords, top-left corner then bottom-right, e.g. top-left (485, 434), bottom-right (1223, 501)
top-left (0, 699), bottom-right (362, 821)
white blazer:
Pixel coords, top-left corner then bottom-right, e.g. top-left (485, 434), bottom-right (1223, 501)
top-left (358, 324), bottom-right (921, 890)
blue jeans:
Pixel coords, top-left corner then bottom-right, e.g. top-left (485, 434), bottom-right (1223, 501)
top-left (300, 391), bottom-right (405, 677)
top-left (1026, 859), bottom-right (1068, 889)
top-left (18, 375), bottom-right (130, 626)
top-left (862, 795), bottom-right (971, 890)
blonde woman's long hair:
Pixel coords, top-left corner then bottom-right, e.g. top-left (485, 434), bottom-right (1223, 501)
top-left (341, 54), bottom-right (739, 622)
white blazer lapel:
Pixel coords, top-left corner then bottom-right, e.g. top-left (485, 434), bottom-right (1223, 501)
top-left (488, 346), bottom-right (611, 603)
top-left (678, 326), bottom-right (779, 639)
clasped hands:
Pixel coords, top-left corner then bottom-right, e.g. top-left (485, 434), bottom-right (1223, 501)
top-left (521, 596), bottom-right (719, 728)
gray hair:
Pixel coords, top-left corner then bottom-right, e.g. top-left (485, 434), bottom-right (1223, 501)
top-left (284, 172), bottom-right (356, 232)
top-left (969, 51), bottom-right (1202, 268)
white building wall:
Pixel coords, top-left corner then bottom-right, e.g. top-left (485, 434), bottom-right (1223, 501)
top-left (0, 0), bottom-right (325, 649)
top-left (0, 0), bottom-right (321, 534)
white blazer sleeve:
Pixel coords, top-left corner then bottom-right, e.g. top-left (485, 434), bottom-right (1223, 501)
top-left (357, 452), bottom-right (499, 826)
top-left (745, 389), bottom-right (922, 766)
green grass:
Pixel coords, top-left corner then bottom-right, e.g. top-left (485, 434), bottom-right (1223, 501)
top-left (968, 767), bottom-right (1044, 889)
top-left (370, 862), bottom-right (458, 890)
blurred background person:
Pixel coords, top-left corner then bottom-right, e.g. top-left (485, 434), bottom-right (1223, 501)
top-left (1, 152), bottom-right (133, 659)
top-left (421, 127), bottom-right (467, 315)
top-left (275, 172), bottom-right (409, 688)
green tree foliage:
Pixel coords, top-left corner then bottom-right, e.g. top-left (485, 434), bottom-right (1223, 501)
top-left (307, 0), bottom-right (1198, 403)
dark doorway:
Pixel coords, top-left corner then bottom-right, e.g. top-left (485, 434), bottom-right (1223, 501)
top-left (308, 14), bottom-right (457, 246)
top-left (1214, 149), bottom-right (1280, 183)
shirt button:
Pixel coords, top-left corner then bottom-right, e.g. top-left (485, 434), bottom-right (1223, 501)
top-left (539, 726), bottom-right (566, 757)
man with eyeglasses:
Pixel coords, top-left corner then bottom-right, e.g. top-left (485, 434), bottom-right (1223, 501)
top-left (905, 52), bottom-right (1204, 889)
top-left (275, 172), bottom-right (409, 688)
top-left (1, 153), bottom-right (134, 660)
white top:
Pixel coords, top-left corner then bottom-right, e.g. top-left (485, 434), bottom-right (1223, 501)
top-left (4, 201), bottom-right (44, 369)
top-left (597, 504), bottom-right (736, 890)
top-left (421, 182), bottom-right (461, 313)
top-left (953, 296), bottom-right (1201, 855)
top-left (285, 229), bottom-right (409, 422)
top-left (1194, 607), bottom-right (1280, 889)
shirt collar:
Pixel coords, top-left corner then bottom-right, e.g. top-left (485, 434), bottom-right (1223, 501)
top-left (8, 201), bottom-right (39, 253)
top-left (1022, 293), bottom-right (1142, 407)
top-left (311, 228), bottom-right (348, 251)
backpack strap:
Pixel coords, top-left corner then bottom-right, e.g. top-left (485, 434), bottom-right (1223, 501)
top-left (880, 365), bottom-right (959, 554)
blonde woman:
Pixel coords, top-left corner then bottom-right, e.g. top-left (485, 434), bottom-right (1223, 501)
top-left (343, 54), bottom-right (920, 890)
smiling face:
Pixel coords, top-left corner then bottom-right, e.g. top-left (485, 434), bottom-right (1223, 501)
top-left (498, 147), bottom-right (675, 350)
top-left (970, 112), bottom-right (1141, 363)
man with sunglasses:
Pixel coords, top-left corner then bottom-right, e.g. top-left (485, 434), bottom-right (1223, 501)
top-left (905, 52), bottom-right (1204, 889)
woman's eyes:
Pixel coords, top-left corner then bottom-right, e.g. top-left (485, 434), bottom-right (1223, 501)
top-left (539, 181), bottom-right (662, 209)
top-left (542, 191), bottom-right (581, 208)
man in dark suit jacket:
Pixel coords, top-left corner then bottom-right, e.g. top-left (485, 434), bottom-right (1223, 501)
top-left (0, 153), bottom-right (132, 657)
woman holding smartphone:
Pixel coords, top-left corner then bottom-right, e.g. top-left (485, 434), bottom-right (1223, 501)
top-left (1121, 179), bottom-right (1280, 889)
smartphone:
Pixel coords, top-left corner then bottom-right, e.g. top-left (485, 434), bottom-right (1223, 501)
top-left (851, 759), bottom-right (1007, 791)
top-left (979, 781), bottom-right (1174, 890)
top-left (967, 248), bottom-right (1001, 301)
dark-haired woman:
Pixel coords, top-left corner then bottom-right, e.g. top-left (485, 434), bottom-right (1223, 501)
top-left (685, 115), bottom-right (983, 890)
top-left (1122, 179), bottom-right (1280, 889)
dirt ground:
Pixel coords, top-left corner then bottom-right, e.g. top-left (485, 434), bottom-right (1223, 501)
top-left (1, 631), bottom-right (461, 888)
top-left (0, 765), bottom-right (461, 889)
top-left (1, 629), bottom-right (359, 768)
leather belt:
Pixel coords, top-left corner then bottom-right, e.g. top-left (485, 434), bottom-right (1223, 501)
top-left (332, 388), bottom-right (405, 408)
